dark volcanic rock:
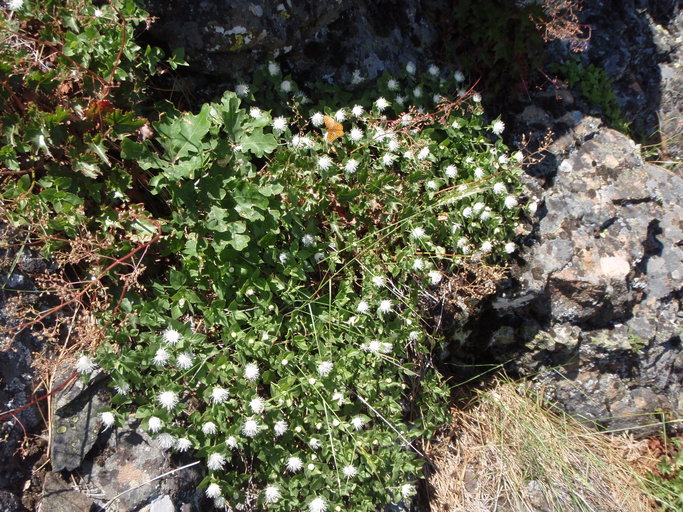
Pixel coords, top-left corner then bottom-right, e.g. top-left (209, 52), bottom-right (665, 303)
top-left (39, 472), bottom-right (97, 512)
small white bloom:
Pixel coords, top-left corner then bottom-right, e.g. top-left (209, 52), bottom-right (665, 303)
top-left (309, 497), bottom-right (327, 512)
top-left (93, 7), bottom-right (102, 17)
top-left (504, 195), bottom-right (519, 209)
top-left (100, 412), bottom-right (115, 429)
top-left (308, 377), bottom-right (316, 385)
top-left (401, 484), bottom-right (415, 498)
top-left (454, 70), bottom-right (465, 82)
top-left (382, 153), bottom-right (395, 166)
top-left (505, 242), bottom-right (516, 254)
top-left (309, 437), bottom-right (321, 449)
top-left (153, 348), bottom-right (169, 366)
top-left (156, 433), bottom-right (175, 450)
top-left (176, 437), bottom-right (192, 452)
top-left (202, 422), bottom-right (218, 435)
top-left (480, 209), bottom-right (492, 221)
top-left (351, 68), bottom-right (364, 84)
top-left (462, 207), bottom-right (473, 218)
top-left (268, 61), bottom-right (280, 75)
top-left (317, 361), bottom-right (333, 377)
top-left (307, 463), bottom-right (315, 471)
top-left (8, 0), bottom-right (23, 10)
top-left (451, 119), bottom-right (460, 129)
top-left (349, 127), bottom-right (363, 141)
top-left (528, 200), bottom-right (538, 214)
top-left (114, 382), bottom-right (130, 395)
top-left (148, 416), bottom-right (162, 433)
top-left (249, 107), bottom-right (262, 118)
top-left (357, 300), bottom-right (370, 313)
top-left (417, 147), bottom-right (430, 161)
top-left (286, 456), bottom-right (303, 472)
top-left (387, 138), bottom-right (400, 152)
top-left (472, 92), bottom-right (482, 102)
top-left (426, 180), bottom-right (438, 190)
top-left (274, 420), bottom-right (288, 436)
top-left (211, 387), bottom-right (230, 404)
top-left (406, 61), bottom-right (416, 75)
top-left (351, 416), bottom-right (365, 430)
top-left (428, 270), bottom-right (443, 285)
top-left (492, 119), bottom-right (505, 135)
top-left (381, 342), bottom-right (393, 353)
top-left (493, 182), bottom-right (507, 195)
top-left (176, 352), bottom-right (193, 370)
top-left (76, 355), bottom-right (96, 374)
top-left (273, 116), bottom-right (287, 131)
top-left (498, 154), bottom-right (509, 165)
top-left (473, 202), bottom-right (485, 214)
top-left (413, 258), bottom-right (424, 270)
top-left (474, 167), bottom-right (485, 179)
top-left (280, 80), bottom-right (292, 93)
top-left (375, 97), bottom-right (390, 111)
top-left (213, 497), bottom-right (226, 508)
top-left (264, 486), bottom-right (281, 504)
top-left (365, 340), bottom-right (382, 354)
top-left (403, 150), bottom-right (413, 159)
top-left (408, 330), bottom-right (420, 341)
top-left (343, 465), bottom-right (357, 478)
top-left (411, 227), bottom-right (426, 240)
top-left (225, 436), bottom-right (238, 448)
top-left (480, 241), bottom-right (493, 253)
top-left (395, 94), bottom-right (406, 105)
top-left (379, 300), bottom-right (392, 314)
top-left (428, 64), bottom-right (440, 76)
top-left (332, 418), bottom-right (340, 426)
top-left (514, 150), bottom-right (524, 163)
top-left (244, 363), bottom-right (260, 382)
top-left (279, 252), bottom-right (289, 264)
top-left (250, 396), bottom-right (266, 414)
top-left (370, 276), bottom-right (384, 288)
top-left (344, 158), bottom-right (359, 174)
top-left (235, 83), bottom-right (249, 97)
top-left (242, 418), bottom-right (260, 437)
top-left (207, 452), bottom-right (226, 470)
top-left (302, 233), bottom-right (316, 246)
top-left (311, 112), bottom-right (325, 127)
top-left (332, 391), bottom-right (345, 406)
top-left (352, 104), bottom-right (364, 117)
top-left (291, 135), bottom-right (312, 148)
top-left (334, 109), bottom-right (346, 122)
top-left (413, 86), bottom-right (423, 98)
top-left (387, 78), bottom-right (399, 90)
top-left (445, 165), bottom-right (457, 178)
top-left (158, 391), bottom-right (178, 411)
top-left (205, 483), bottom-right (222, 499)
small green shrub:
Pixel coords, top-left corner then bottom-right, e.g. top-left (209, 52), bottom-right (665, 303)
top-left (648, 439), bottom-right (683, 511)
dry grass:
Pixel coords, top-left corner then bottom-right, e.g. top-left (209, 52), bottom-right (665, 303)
top-left (425, 379), bottom-right (658, 512)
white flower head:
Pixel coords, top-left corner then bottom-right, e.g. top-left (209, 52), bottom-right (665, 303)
top-left (401, 484), bottom-right (415, 498)
top-left (264, 486), bottom-right (281, 504)
top-left (76, 355), bottom-right (96, 374)
top-left (286, 456), bottom-right (303, 472)
top-left (274, 420), bottom-right (288, 436)
top-left (473, 202), bottom-right (485, 214)
top-left (375, 97), bottom-right (390, 111)
top-left (452, 119), bottom-right (460, 129)
top-left (8, 0), bottom-right (23, 10)
top-left (344, 158), bottom-right (359, 174)
top-left (207, 452), bottom-right (226, 470)
top-left (405, 61), bottom-right (416, 75)
top-left (480, 241), bottom-right (493, 253)
top-left (413, 86), bottom-right (423, 98)
top-left (309, 437), bottom-right (321, 449)
top-left (365, 340), bottom-right (382, 354)
top-left (316, 156), bottom-right (333, 172)
top-left (291, 135), bottom-right (312, 148)
top-left (413, 258), bottom-right (424, 270)
top-left (176, 352), bottom-right (194, 370)
top-left (387, 78), bottom-right (399, 90)
top-left (428, 64), bottom-right (440, 76)
top-left (309, 497), bottom-right (327, 512)
top-left (311, 112), bottom-right (324, 127)
top-left (474, 167), bottom-right (485, 179)
top-left (334, 109), bottom-right (346, 122)
top-left (428, 270), bottom-right (443, 285)
top-left (395, 94), bottom-right (406, 105)
top-left (472, 92), bottom-right (482, 103)
top-left (350, 127), bottom-right (363, 141)
top-left (445, 165), bottom-right (457, 178)
top-left (176, 437), bottom-right (192, 452)
top-left (343, 464), bottom-right (357, 478)
top-left (235, 83), bottom-right (249, 97)
top-left (242, 418), bottom-right (260, 437)
top-left (382, 153), bottom-right (395, 166)
top-left (351, 416), bottom-right (365, 430)
top-left (302, 233), bottom-right (316, 246)
top-left (244, 363), bottom-right (260, 382)
top-left (158, 391), bottom-right (178, 411)
top-left (273, 116), bottom-right (287, 131)
top-left (211, 387), bottom-right (230, 404)
top-left (388, 138), bottom-right (400, 152)
top-left (352, 104), bottom-right (364, 117)
top-left (148, 416), bottom-right (162, 433)
top-left (225, 436), bottom-right (238, 449)
top-left (332, 390), bottom-right (345, 406)
top-left (357, 300), bottom-right (370, 313)
top-left (462, 207), bottom-right (473, 218)
top-left (205, 483), bottom-right (222, 499)
top-left (279, 252), bottom-right (289, 264)
top-left (249, 107), bottom-right (262, 119)
top-left (378, 300), bottom-right (392, 314)
top-left (153, 348), bottom-right (169, 366)
top-left (426, 180), bottom-right (438, 190)
top-left (371, 275), bottom-right (385, 288)
top-left (163, 328), bottom-right (181, 345)
top-left (250, 396), bottom-right (266, 414)
top-left (504, 195), bottom-right (519, 209)
top-left (454, 70), bottom-right (465, 82)
top-left (505, 242), bottom-right (516, 254)
top-left (114, 382), bottom-right (130, 395)
top-left (514, 150), bottom-right (524, 163)
top-left (411, 227), bottom-right (426, 240)
top-left (317, 361), bottom-right (333, 377)
top-left (100, 411), bottom-right (115, 429)
top-left (492, 119), bottom-right (505, 135)
top-left (156, 433), bottom-right (175, 450)
top-left (493, 182), bottom-right (507, 195)
top-left (202, 422), bottom-right (217, 435)
top-left (498, 154), bottom-right (509, 165)
top-left (280, 80), bottom-right (292, 93)
top-left (268, 61), bottom-right (280, 75)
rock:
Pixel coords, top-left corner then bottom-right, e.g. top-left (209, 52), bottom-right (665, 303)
top-left (81, 417), bottom-right (203, 511)
top-left (141, 494), bottom-right (176, 512)
top-left (0, 491), bottom-right (29, 512)
top-left (479, 125), bottom-right (683, 436)
top-left (39, 472), bottom-right (97, 512)
top-left (50, 369), bottom-right (109, 472)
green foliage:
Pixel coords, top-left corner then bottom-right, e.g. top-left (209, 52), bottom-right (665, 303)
top-left (550, 55), bottom-right (630, 133)
top-left (2, 2), bottom-right (527, 510)
top-left (648, 439), bottom-right (683, 511)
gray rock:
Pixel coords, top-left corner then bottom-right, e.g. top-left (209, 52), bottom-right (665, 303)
top-left (0, 491), bottom-right (28, 512)
top-left (142, 494), bottom-right (176, 512)
top-left (482, 125), bottom-right (682, 436)
top-left (39, 472), bottom-right (97, 512)
top-left (50, 369), bottom-right (109, 472)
